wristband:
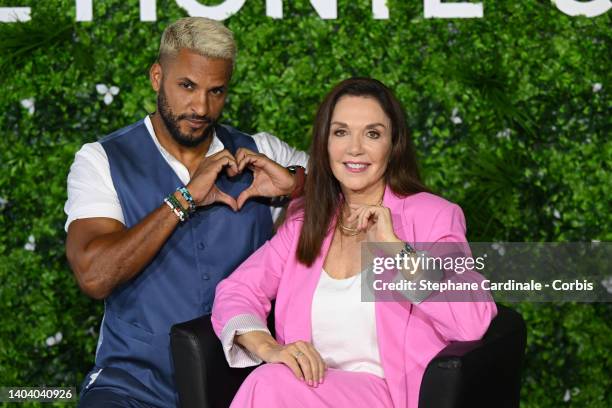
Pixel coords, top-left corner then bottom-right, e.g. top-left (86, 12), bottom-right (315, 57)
top-left (286, 165), bottom-right (306, 199)
top-left (177, 186), bottom-right (196, 213)
top-left (164, 193), bottom-right (188, 222)
top-left (398, 242), bottom-right (417, 258)
top-left (167, 194), bottom-right (187, 215)
top-left (164, 197), bottom-right (186, 222)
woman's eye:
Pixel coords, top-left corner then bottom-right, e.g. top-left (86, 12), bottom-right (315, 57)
top-left (334, 129), bottom-right (347, 137)
top-left (367, 131), bottom-right (380, 139)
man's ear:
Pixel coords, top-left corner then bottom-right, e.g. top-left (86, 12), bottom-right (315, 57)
top-left (150, 62), bottom-right (162, 93)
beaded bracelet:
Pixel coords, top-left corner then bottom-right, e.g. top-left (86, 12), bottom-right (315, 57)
top-left (177, 186), bottom-right (196, 213)
top-left (164, 197), bottom-right (186, 222)
top-left (164, 194), bottom-right (187, 222)
top-left (167, 193), bottom-right (187, 214)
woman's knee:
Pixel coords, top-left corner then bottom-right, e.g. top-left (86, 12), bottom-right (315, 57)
top-left (244, 363), bottom-right (300, 388)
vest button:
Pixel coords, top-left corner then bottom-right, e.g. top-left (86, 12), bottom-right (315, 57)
top-left (202, 274), bottom-right (210, 280)
top-left (197, 242), bottom-right (206, 250)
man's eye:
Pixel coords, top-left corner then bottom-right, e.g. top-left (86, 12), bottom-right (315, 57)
top-left (211, 88), bottom-right (225, 95)
top-left (181, 82), bottom-right (193, 89)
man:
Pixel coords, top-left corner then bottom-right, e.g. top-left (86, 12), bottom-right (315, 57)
top-left (65, 17), bottom-right (308, 407)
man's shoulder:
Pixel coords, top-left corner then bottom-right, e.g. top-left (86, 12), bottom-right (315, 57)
top-left (99, 119), bottom-right (148, 145)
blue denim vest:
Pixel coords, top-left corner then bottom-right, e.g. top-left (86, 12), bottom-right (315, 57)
top-left (80, 119), bottom-right (273, 407)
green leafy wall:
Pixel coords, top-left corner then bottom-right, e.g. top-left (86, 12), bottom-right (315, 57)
top-left (0, 1), bottom-right (610, 406)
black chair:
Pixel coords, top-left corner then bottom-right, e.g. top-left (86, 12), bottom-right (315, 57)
top-left (171, 304), bottom-right (526, 408)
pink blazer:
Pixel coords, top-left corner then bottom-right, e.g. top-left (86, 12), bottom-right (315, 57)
top-left (212, 187), bottom-right (497, 408)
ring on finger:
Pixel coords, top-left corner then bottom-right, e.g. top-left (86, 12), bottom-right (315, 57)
top-left (293, 351), bottom-right (305, 359)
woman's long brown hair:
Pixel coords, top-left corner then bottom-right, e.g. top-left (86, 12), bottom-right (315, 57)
top-left (295, 77), bottom-right (429, 266)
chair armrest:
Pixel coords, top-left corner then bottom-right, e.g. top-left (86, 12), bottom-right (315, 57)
top-left (170, 315), bottom-right (255, 408)
top-left (418, 304), bottom-right (527, 408)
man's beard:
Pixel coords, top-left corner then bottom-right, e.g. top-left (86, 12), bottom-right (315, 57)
top-left (157, 85), bottom-right (215, 148)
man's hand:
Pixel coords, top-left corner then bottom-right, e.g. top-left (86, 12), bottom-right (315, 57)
top-left (187, 149), bottom-right (239, 211)
top-left (234, 148), bottom-right (296, 209)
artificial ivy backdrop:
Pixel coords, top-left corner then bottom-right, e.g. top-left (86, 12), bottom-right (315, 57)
top-left (0, 1), bottom-right (610, 407)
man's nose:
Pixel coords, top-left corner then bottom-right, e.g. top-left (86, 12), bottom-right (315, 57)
top-left (191, 91), bottom-right (209, 118)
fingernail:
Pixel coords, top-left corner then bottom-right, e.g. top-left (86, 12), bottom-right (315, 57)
top-left (308, 380), bottom-right (313, 386)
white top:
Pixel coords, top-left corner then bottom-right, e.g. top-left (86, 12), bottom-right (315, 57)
top-left (311, 269), bottom-right (385, 378)
top-left (64, 116), bottom-right (309, 231)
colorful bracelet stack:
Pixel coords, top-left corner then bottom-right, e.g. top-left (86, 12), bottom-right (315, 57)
top-left (177, 187), bottom-right (196, 213)
top-left (164, 194), bottom-right (187, 222)
top-left (164, 186), bottom-right (195, 222)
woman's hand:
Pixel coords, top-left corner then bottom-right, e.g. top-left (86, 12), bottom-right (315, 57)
top-left (257, 340), bottom-right (327, 387)
top-left (346, 203), bottom-right (402, 243)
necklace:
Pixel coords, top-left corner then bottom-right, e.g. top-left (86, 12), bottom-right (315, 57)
top-left (337, 196), bottom-right (384, 236)
top-left (338, 221), bottom-right (360, 236)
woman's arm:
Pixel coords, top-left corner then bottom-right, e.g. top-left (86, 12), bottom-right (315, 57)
top-left (410, 203), bottom-right (498, 341)
top-left (211, 216), bottom-right (294, 366)
top-left (235, 331), bottom-right (326, 386)
top-left (351, 199), bottom-right (496, 342)
top-left (211, 210), bottom-right (327, 386)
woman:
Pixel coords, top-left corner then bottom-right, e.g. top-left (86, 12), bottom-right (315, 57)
top-left (211, 78), bottom-right (496, 408)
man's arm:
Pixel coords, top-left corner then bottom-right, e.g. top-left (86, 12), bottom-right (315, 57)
top-left (65, 146), bottom-right (238, 300)
top-left (66, 205), bottom-right (180, 300)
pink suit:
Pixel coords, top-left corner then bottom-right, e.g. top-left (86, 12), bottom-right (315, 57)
top-left (212, 188), bottom-right (497, 408)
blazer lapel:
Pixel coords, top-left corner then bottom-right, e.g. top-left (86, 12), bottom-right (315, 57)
top-left (375, 185), bottom-right (411, 408)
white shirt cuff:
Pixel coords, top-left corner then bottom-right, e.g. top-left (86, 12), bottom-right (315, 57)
top-left (220, 314), bottom-right (271, 368)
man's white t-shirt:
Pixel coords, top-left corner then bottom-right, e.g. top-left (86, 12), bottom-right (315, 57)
top-left (64, 116), bottom-right (309, 231)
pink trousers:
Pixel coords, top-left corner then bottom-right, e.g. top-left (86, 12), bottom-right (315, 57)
top-left (229, 363), bottom-right (394, 408)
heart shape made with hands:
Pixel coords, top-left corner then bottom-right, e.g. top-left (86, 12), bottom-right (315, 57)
top-left (197, 147), bottom-right (295, 212)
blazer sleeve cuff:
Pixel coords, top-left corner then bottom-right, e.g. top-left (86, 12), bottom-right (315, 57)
top-left (390, 257), bottom-right (444, 304)
top-left (220, 313), bottom-right (271, 368)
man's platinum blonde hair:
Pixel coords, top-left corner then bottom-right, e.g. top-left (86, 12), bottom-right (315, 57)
top-left (158, 17), bottom-right (236, 65)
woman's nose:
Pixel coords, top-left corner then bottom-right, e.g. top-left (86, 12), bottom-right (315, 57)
top-left (347, 134), bottom-right (364, 155)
